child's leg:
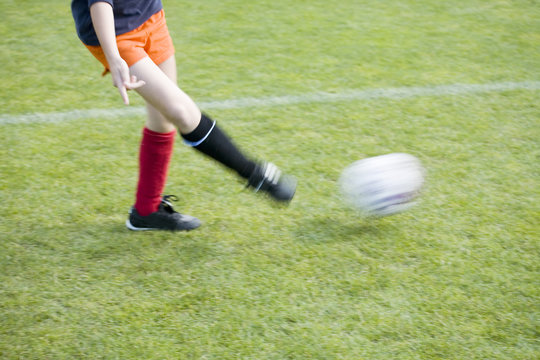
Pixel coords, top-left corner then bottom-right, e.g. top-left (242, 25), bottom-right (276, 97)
top-left (130, 57), bottom-right (201, 134)
top-left (144, 56), bottom-right (178, 133)
top-left (130, 56), bottom-right (256, 178)
top-left (133, 57), bottom-right (177, 216)
top-left (130, 56), bottom-right (296, 202)
top-left (134, 126), bottom-right (175, 216)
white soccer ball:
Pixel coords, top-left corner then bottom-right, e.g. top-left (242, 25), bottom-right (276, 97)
top-left (339, 153), bottom-right (425, 216)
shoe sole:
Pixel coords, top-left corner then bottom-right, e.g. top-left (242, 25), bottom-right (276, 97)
top-left (126, 219), bottom-right (157, 231)
top-left (125, 219), bottom-right (200, 232)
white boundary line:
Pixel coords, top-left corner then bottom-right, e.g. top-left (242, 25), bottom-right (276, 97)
top-left (1, 81), bottom-right (539, 125)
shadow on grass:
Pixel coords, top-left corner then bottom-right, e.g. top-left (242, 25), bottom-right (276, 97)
top-left (293, 214), bottom-right (394, 244)
top-left (23, 219), bottom-right (219, 270)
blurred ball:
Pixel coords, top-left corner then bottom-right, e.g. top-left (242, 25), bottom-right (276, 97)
top-left (339, 153), bottom-right (425, 216)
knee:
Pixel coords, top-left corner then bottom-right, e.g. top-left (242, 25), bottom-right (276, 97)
top-left (165, 103), bottom-right (201, 133)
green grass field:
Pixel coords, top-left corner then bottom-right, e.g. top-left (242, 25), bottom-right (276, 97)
top-left (1, 0), bottom-right (539, 359)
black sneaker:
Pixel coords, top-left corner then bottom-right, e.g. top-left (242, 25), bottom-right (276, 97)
top-left (126, 195), bottom-right (201, 231)
top-left (247, 162), bottom-right (297, 202)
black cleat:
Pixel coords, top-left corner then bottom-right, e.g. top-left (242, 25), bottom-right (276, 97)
top-left (247, 162), bottom-right (297, 202)
top-left (126, 195), bottom-right (201, 231)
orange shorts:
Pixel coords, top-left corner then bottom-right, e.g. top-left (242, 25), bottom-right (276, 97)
top-left (85, 9), bottom-right (175, 74)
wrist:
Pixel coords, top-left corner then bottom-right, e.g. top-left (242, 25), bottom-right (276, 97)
top-left (105, 53), bottom-right (124, 67)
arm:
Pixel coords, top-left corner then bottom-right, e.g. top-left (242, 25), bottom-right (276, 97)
top-left (90, 1), bottom-right (145, 105)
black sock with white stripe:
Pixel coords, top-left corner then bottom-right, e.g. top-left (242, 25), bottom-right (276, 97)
top-left (181, 113), bottom-right (257, 178)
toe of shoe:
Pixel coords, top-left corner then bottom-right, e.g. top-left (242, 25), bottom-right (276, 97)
top-left (174, 214), bottom-right (202, 231)
top-left (272, 176), bottom-right (297, 201)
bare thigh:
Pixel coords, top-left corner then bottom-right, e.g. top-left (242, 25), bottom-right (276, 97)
top-left (143, 56), bottom-right (176, 133)
top-left (130, 56), bottom-right (201, 134)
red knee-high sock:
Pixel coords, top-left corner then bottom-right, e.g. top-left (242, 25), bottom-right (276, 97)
top-left (135, 127), bottom-right (176, 216)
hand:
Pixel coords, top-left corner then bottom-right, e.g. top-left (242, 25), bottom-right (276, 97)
top-left (108, 57), bottom-right (146, 105)
top-left (88, 3), bottom-right (144, 105)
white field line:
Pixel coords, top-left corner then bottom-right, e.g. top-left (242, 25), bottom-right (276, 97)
top-left (1, 81), bottom-right (539, 125)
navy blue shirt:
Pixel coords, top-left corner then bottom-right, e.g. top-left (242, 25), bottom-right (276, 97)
top-left (71, 0), bottom-right (163, 45)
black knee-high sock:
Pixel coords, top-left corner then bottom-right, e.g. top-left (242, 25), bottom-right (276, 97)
top-left (181, 113), bottom-right (257, 178)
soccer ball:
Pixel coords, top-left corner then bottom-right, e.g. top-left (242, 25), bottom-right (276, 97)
top-left (339, 153), bottom-right (424, 216)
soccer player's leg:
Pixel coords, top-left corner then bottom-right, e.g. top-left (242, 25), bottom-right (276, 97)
top-left (130, 57), bottom-right (200, 133)
top-left (129, 56), bottom-right (296, 202)
top-left (126, 56), bottom-right (201, 231)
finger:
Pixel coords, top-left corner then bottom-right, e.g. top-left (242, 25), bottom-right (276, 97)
top-left (118, 85), bottom-right (129, 105)
top-left (125, 80), bottom-right (146, 90)
top-left (125, 75), bottom-right (146, 90)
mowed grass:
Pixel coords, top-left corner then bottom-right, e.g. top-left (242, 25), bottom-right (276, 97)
top-left (1, 0), bottom-right (539, 359)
